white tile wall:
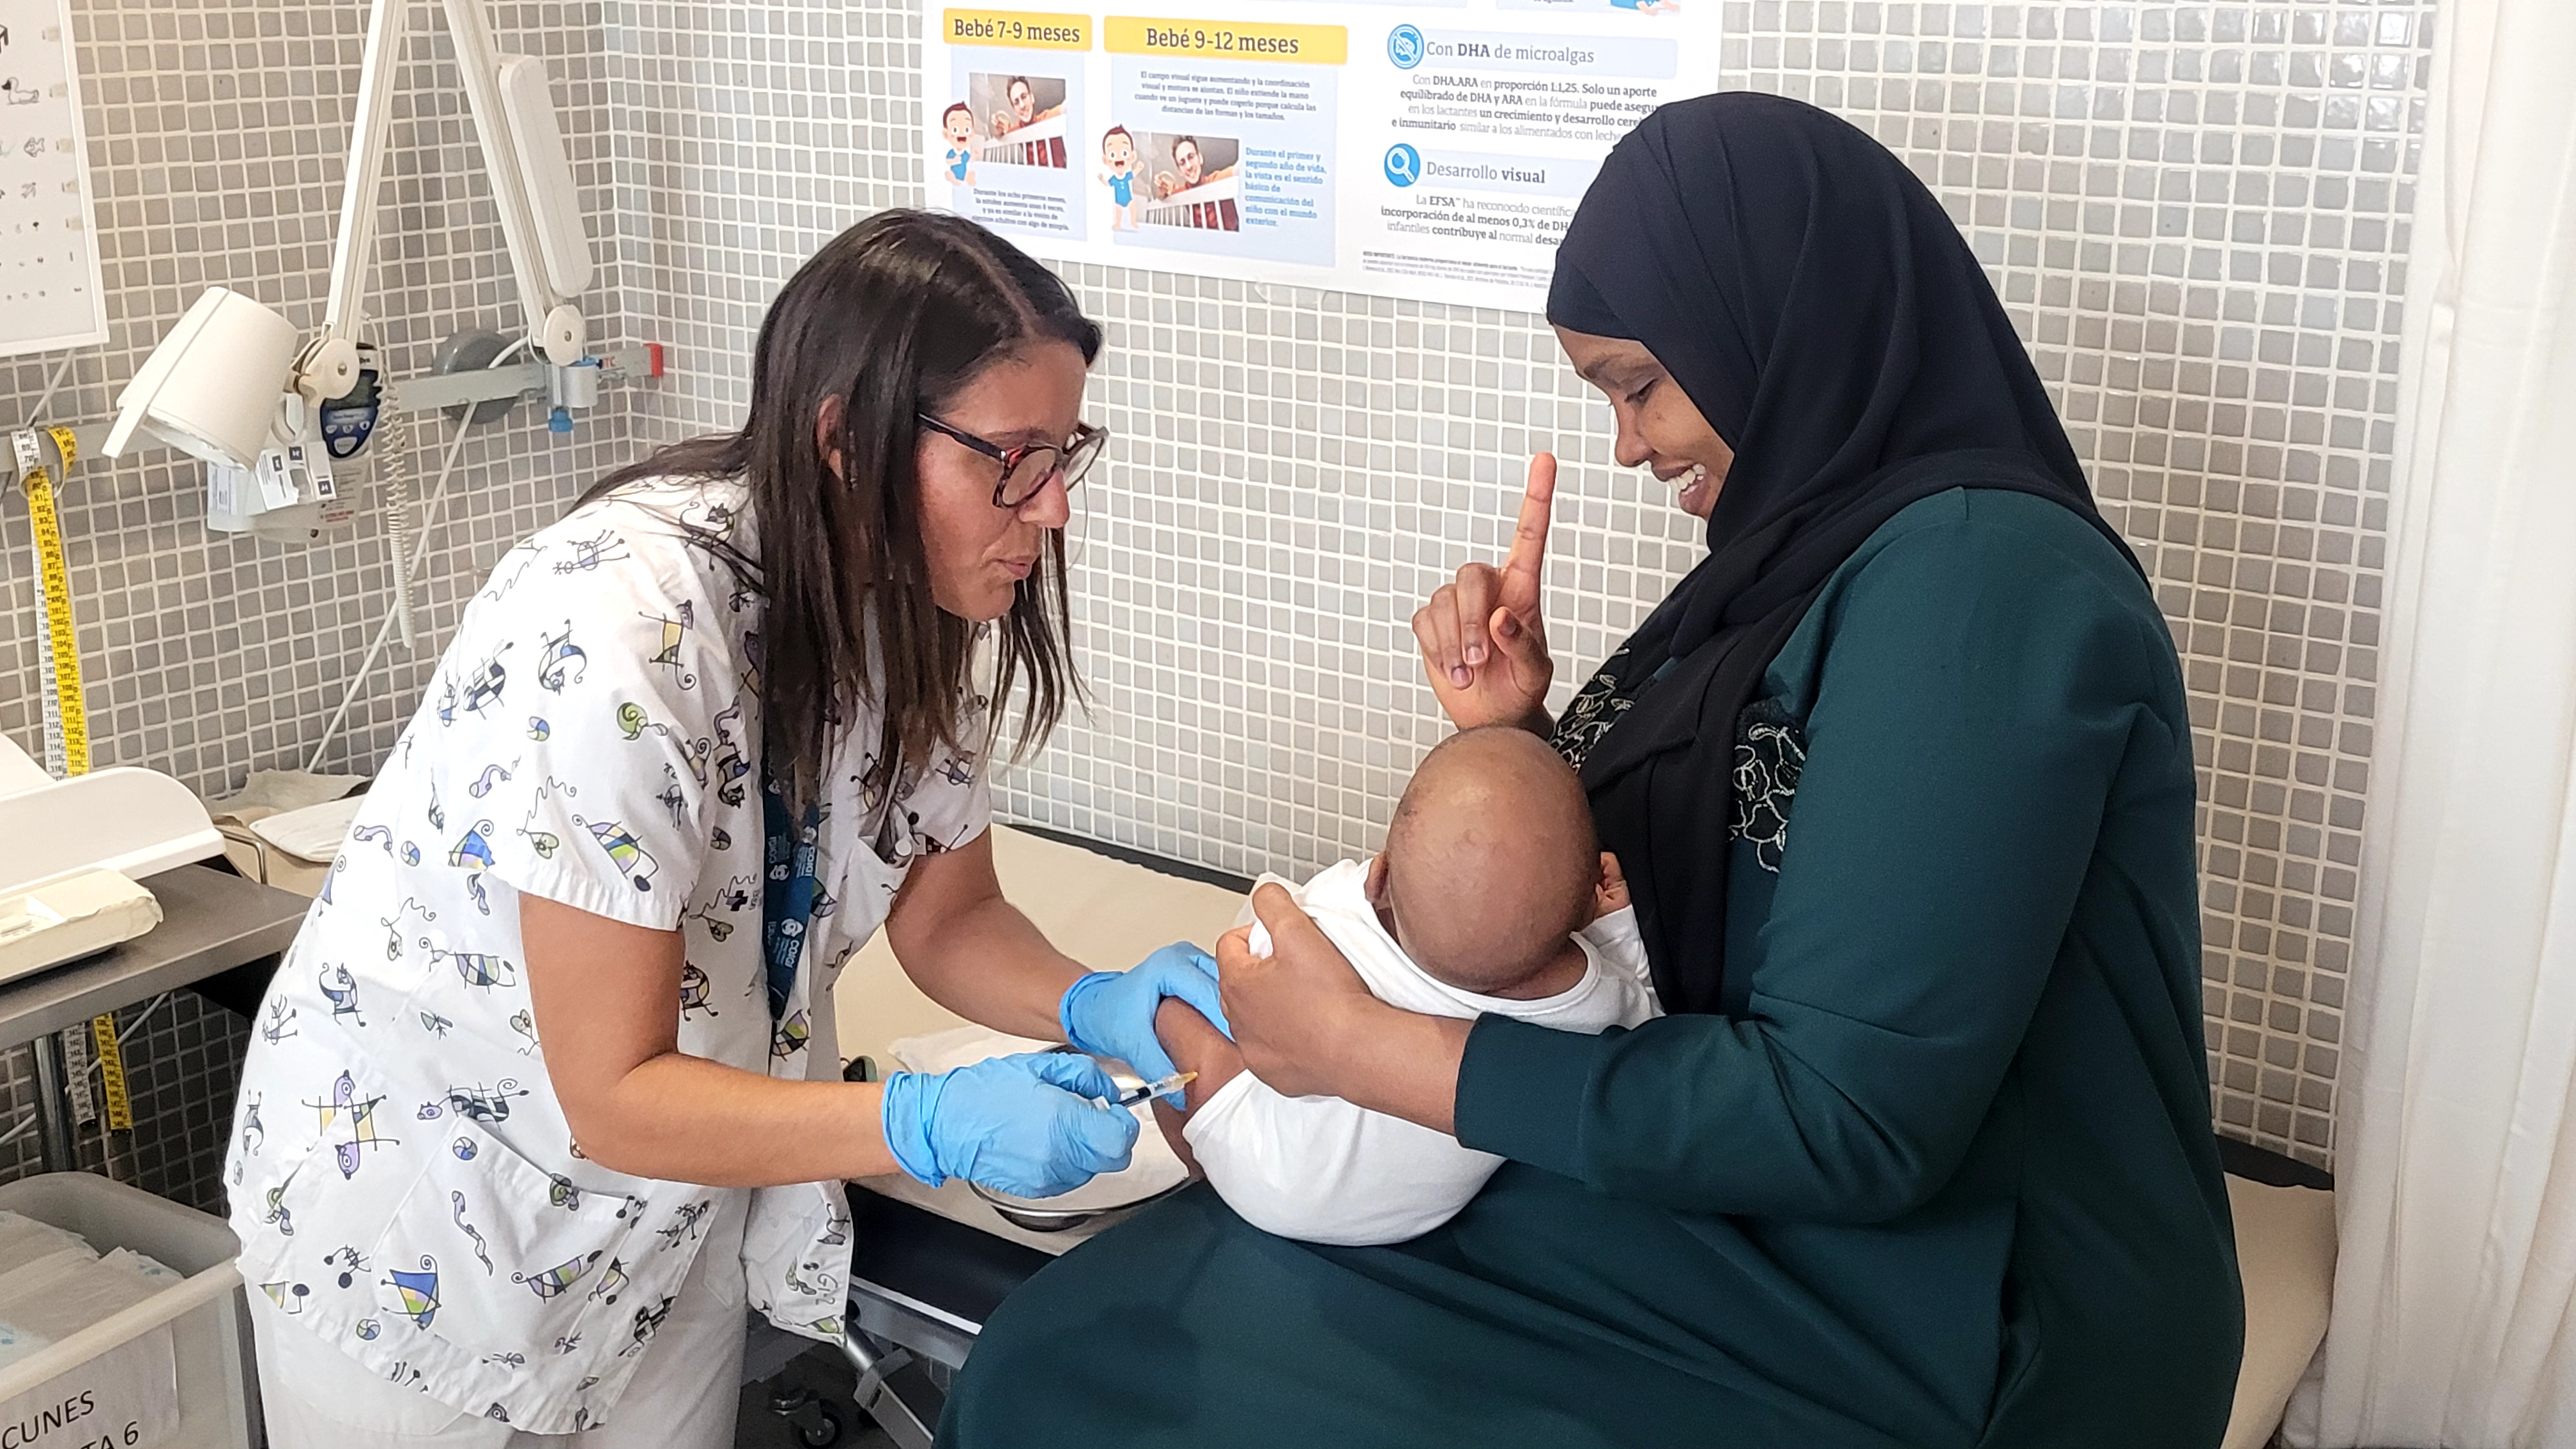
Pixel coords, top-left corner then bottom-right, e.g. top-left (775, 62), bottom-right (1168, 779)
top-left (2, 0), bottom-right (2421, 1176)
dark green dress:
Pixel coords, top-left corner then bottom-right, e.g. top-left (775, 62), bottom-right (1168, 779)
top-left (940, 489), bottom-right (2242, 1448)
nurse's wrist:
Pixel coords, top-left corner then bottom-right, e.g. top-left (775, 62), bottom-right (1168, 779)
top-left (878, 1071), bottom-right (948, 1186)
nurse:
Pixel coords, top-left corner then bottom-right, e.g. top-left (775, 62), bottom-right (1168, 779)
top-left (226, 211), bottom-right (1226, 1447)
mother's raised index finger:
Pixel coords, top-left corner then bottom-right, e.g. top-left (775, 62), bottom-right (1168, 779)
top-left (1496, 452), bottom-right (1558, 616)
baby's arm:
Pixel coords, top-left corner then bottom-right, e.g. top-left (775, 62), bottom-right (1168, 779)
top-left (1149, 997), bottom-right (1243, 1173)
top-left (1153, 996), bottom-right (1243, 1110)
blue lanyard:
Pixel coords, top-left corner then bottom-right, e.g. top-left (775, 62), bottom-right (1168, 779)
top-left (760, 757), bottom-right (822, 1023)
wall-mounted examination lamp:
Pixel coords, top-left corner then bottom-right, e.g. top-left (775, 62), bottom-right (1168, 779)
top-left (103, 0), bottom-right (603, 471)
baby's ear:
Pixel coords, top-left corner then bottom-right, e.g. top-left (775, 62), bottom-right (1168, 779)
top-left (1363, 852), bottom-right (1392, 909)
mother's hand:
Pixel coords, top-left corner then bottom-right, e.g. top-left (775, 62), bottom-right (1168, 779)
top-left (1218, 885), bottom-right (1470, 1131)
top-left (1413, 453), bottom-right (1558, 732)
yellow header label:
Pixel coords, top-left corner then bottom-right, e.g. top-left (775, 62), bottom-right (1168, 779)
top-left (943, 10), bottom-right (1092, 49)
top-left (1106, 16), bottom-right (1347, 64)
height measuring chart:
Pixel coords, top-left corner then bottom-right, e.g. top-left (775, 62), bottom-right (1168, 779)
top-left (922, 0), bottom-right (1717, 312)
top-left (0, 0), bottom-right (104, 356)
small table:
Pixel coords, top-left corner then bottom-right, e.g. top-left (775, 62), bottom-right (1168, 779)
top-left (2, 864), bottom-right (309, 1169)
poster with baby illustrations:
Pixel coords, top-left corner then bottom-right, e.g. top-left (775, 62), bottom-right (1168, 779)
top-left (0, 0), bottom-right (107, 356)
top-left (922, 0), bottom-right (1719, 311)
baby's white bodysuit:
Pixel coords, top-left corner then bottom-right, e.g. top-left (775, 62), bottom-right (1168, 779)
top-left (1185, 858), bottom-right (1661, 1246)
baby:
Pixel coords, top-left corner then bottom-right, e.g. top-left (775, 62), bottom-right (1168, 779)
top-left (1153, 726), bottom-right (1659, 1246)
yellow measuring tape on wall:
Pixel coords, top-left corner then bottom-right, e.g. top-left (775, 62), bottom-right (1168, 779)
top-left (90, 1013), bottom-right (133, 1133)
top-left (15, 424), bottom-right (89, 777)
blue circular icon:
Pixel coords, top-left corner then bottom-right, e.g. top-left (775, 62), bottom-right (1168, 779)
top-left (1384, 144), bottom-right (1422, 188)
top-left (1387, 24), bottom-right (1425, 69)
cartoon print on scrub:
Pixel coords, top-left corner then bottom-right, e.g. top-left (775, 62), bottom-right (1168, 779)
top-left (619, 1296), bottom-right (676, 1358)
top-left (323, 1245), bottom-right (371, 1290)
top-left (537, 622), bottom-right (588, 693)
top-left (306, 1070), bottom-right (398, 1179)
top-left (379, 896), bottom-right (437, 961)
top-left (516, 1251), bottom-right (604, 1300)
top-left (385, 1256), bottom-right (443, 1330)
top-left (450, 1193), bottom-right (496, 1275)
top-left (552, 530), bottom-right (631, 575)
top-left (771, 1009), bottom-right (809, 1060)
top-left (482, 552), bottom-right (537, 602)
top-left (469, 762), bottom-right (516, 799)
top-left (641, 602), bottom-right (700, 689)
top-left (574, 813), bottom-right (660, 892)
top-left (436, 946), bottom-right (518, 992)
top-left (263, 998), bottom-right (298, 1044)
top-left (461, 643), bottom-right (512, 719)
top-left (318, 964), bottom-right (364, 1025)
top-left (654, 1200), bottom-right (711, 1251)
top-left (678, 963), bottom-right (719, 1018)
top-left (710, 698), bottom-right (752, 806)
top-left (657, 765), bottom-right (687, 827)
top-left (588, 1258), bottom-right (627, 1307)
top-left (234, 1096), bottom-right (264, 1186)
top-left (443, 1080), bottom-right (528, 1124)
top-left (519, 776), bottom-right (577, 860)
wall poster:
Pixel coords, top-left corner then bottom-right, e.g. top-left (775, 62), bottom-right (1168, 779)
top-left (0, 0), bottom-right (104, 357)
top-left (923, 0), bottom-right (1717, 311)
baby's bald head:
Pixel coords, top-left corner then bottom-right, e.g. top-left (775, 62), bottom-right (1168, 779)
top-left (1372, 727), bottom-right (1598, 995)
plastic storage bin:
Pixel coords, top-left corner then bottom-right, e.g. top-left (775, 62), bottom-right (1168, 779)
top-left (0, 1174), bottom-right (248, 1449)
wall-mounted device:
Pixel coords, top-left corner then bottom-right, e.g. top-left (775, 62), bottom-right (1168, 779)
top-left (317, 341), bottom-right (383, 460)
top-left (100, 0), bottom-right (610, 477)
top-left (207, 440), bottom-right (356, 542)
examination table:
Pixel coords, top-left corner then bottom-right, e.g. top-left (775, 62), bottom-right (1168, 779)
top-left (803, 824), bottom-right (2337, 1449)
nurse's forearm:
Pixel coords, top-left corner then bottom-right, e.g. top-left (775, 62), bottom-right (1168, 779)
top-left (894, 892), bottom-right (1086, 1040)
top-left (886, 834), bottom-right (1087, 1041)
top-left (520, 893), bottom-right (902, 1186)
top-left (574, 1057), bottom-right (903, 1188)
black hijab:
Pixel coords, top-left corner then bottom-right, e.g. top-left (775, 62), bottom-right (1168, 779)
top-left (1549, 93), bottom-right (2140, 1018)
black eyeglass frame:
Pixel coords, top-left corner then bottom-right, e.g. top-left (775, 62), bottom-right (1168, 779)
top-left (916, 413), bottom-right (1108, 509)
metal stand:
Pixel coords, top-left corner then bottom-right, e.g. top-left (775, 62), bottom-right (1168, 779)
top-left (839, 1331), bottom-right (935, 1449)
top-left (29, 1031), bottom-right (76, 1172)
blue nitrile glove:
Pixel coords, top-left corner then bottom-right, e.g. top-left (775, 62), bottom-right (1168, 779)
top-left (880, 1052), bottom-right (1139, 1199)
top-left (1058, 943), bottom-right (1232, 1098)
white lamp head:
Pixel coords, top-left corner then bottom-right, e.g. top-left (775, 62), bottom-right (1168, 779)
top-left (105, 286), bottom-right (302, 469)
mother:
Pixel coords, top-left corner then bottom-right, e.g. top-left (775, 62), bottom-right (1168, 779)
top-left (944, 94), bottom-right (2242, 1447)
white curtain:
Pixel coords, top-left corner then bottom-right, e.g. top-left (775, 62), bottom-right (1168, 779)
top-left (2286, 1), bottom-right (2576, 1445)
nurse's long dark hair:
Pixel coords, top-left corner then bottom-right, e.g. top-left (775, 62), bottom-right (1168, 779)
top-left (586, 210), bottom-right (1096, 805)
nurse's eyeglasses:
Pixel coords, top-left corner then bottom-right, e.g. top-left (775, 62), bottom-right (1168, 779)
top-left (916, 414), bottom-right (1109, 510)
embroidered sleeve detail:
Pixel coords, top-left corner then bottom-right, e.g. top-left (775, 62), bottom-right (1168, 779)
top-left (1730, 698), bottom-right (1807, 873)
top-left (1551, 651), bottom-right (1636, 770)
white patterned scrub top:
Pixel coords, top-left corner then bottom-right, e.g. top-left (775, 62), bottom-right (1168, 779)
top-left (224, 476), bottom-right (993, 1433)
